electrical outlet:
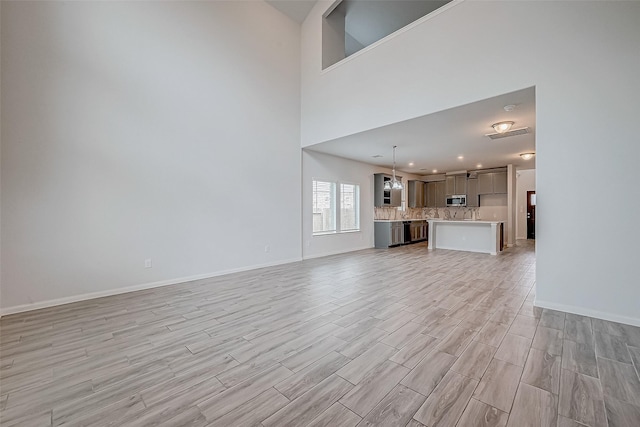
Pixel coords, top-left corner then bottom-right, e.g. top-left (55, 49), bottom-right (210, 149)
top-left (144, 259), bottom-right (152, 268)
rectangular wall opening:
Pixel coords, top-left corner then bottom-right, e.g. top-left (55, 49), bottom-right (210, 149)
top-left (322, 0), bottom-right (453, 69)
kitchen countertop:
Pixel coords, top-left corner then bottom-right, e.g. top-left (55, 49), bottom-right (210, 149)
top-left (428, 219), bottom-right (504, 224)
top-left (373, 219), bottom-right (427, 222)
top-left (374, 219), bottom-right (503, 223)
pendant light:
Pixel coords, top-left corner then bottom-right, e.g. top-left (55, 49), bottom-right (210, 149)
top-left (383, 145), bottom-right (403, 191)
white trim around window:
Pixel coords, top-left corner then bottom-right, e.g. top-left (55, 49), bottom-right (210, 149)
top-left (312, 179), bottom-right (361, 236)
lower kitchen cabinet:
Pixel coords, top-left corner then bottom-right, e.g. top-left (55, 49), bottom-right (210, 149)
top-left (375, 220), bottom-right (427, 248)
top-left (374, 222), bottom-right (404, 248)
top-left (410, 220), bottom-right (428, 242)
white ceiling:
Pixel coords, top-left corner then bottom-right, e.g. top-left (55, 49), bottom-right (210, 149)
top-left (265, 0), bottom-right (317, 24)
top-left (305, 87), bottom-right (536, 175)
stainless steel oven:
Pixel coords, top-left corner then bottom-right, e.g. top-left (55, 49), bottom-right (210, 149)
top-left (446, 195), bottom-right (467, 207)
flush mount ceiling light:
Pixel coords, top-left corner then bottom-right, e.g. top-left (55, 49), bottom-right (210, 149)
top-left (383, 145), bottom-right (404, 191)
top-left (520, 152), bottom-right (535, 160)
top-left (492, 121), bottom-right (515, 133)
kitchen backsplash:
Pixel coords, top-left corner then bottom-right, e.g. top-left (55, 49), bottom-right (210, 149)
top-left (374, 206), bottom-right (481, 221)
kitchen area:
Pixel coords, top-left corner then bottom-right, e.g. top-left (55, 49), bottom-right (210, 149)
top-left (302, 87), bottom-right (536, 260)
top-left (374, 169), bottom-right (507, 255)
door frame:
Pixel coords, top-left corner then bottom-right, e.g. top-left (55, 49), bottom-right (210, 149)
top-left (527, 190), bottom-right (536, 240)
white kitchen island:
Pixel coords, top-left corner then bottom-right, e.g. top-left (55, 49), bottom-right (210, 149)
top-left (427, 219), bottom-right (504, 255)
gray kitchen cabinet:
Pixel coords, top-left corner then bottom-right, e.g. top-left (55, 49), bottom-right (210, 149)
top-left (455, 175), bottom-right (467, 195)
top-left (374, 173), bottom-right (402, 207)
top-left (445, 176), bottom-right (456, 196)
top-left (478, 173), bottom-right (494, 195)
top-left (426, 182), bottom-right (437, 208)
top-left (410, 220), bottom-right (428, 242)
top-left (408, 180), bottom-right (426, 208)
top-left (391, 222), bottom-right (404, 246)
top-left (436, 181), bottom-right (446, 207)
top-left (493, 171), bottom-right (508, 193)
top-left (446, 175), bottom-right (467, 196)
top-left (477, 171), bottom-right (508, 195)
top-left (374, 221), bottom-right (404, 248)
top-left (466, 178), bottom-right (479, 207)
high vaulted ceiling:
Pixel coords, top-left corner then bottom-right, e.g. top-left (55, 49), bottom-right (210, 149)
top-left (265, 0), bottom-right (317, 24)
top-left (305, 87), bottom-right (536, 175)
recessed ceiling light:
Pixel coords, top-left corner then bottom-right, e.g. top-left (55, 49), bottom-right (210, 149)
top-left (457, 156), bottom-right (464, 160)
top-left (520, 152), bottom-right (535, 160)
top-left (408, 162), bottom-right (414, 167)
top-left (476, 164), bottom-right (482, 168)
top-left (432, 169), bottom-right (438, 173)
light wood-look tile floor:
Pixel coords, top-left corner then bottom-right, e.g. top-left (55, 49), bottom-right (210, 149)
top-left (2, 241), bottom-right (640, 426)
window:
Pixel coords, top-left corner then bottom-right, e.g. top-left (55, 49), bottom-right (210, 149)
top-left (323, 0), bottom-right (455, 69)
top-left (313, 180), bottom-right (336, 234)
top-left (340, 183), bottom-right (360, 231)
top-left (313, 180), bottom-right (360, 235)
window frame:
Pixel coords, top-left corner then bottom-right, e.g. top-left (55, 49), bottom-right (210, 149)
top-left (312, 179), bottom-right (337, 235)
top-left (338, 181), bottom-right (360, 233)
top-left (312, 178), bottom-right (361, 236)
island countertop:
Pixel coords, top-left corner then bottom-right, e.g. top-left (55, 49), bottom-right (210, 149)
top-left (427, 219), bottom-right (504, 224)
top-left (373, 219), bottom-right (427, 222)
top-left (428, 219), bottom-right (504, 255)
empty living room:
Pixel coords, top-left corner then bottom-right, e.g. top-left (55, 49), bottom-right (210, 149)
top-left (1, 1), bottom-right (639, 426)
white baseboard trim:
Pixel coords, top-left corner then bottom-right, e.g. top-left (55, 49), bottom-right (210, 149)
top-left (535, 298), bottom-right (640, 328)
top-left (0, 257), bottom-right (302, 317)
top-left (303, 245), bottom-right (373, 260)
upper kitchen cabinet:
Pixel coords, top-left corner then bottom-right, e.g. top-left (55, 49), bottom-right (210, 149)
top-left (445, 175), bottom-right (467, 196)
top-left (478, 173), bottom-right (492, 194)
top-left (374, 173), bottom-right (402, 207)
top-left (426, 182), bottom-right (436, 208)
top-left (466, 178), bottom-right (479, 207)
top-left (436, 181), bottom-right (446, 207)
top-left (408, 180), bottom-right (426, 208)
top-left (426, 180), bottom-right (447, 208)
top-left (477, 171), bottom-right (508, 195)
top-left (493, 171), bottom-right (508, 193)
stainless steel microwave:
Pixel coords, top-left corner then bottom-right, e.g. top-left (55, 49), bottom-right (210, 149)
top-left (446, 195), bottom-right (466, 207)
